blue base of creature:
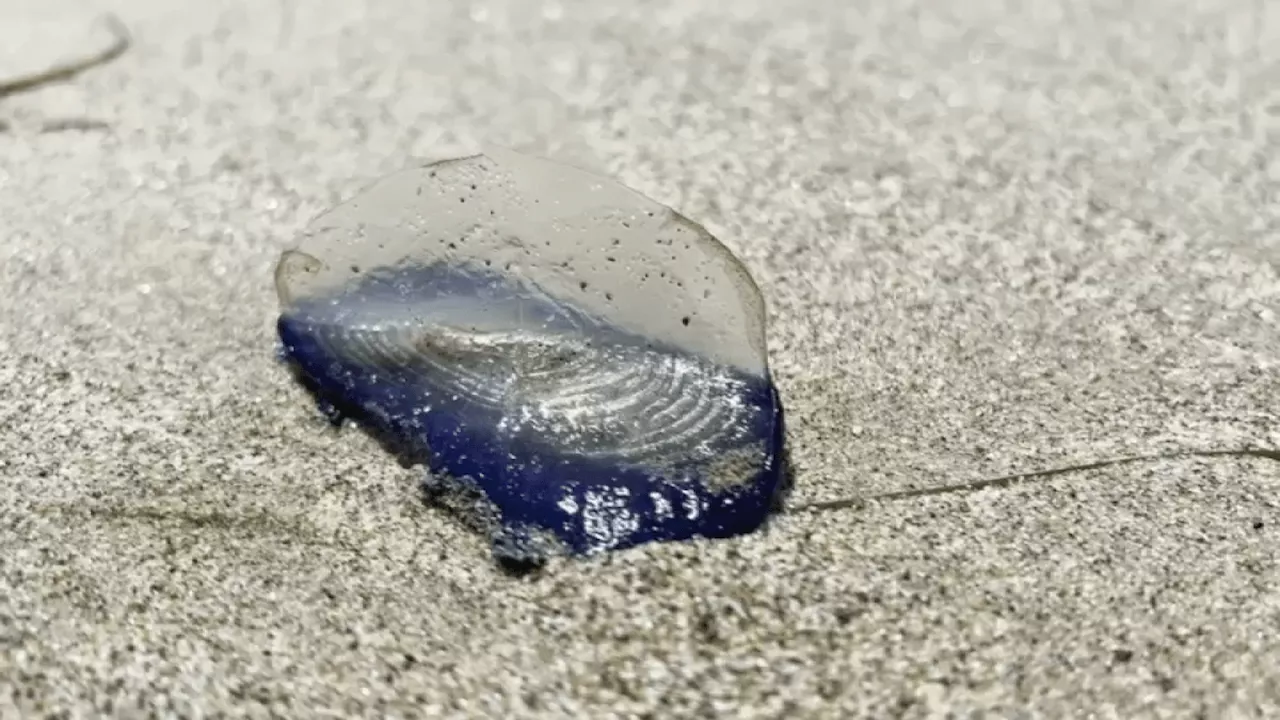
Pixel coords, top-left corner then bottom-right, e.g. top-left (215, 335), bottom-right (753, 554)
top-left (276, 268), bottom-right (788, 564)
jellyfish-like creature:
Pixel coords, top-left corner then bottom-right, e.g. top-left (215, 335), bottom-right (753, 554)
top-left (275, 147), bottom-right (786, 563)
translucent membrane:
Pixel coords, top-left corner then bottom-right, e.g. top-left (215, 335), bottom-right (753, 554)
top-left (275, 147), bottom-right (786, 563)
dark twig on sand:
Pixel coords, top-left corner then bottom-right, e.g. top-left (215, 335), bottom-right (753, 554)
top-left (0, 14), bottom-right (131, 98)
top-left (0, 14), bottom-right (131, 133)
top-left (790, 448), bottom-right (1280, 513)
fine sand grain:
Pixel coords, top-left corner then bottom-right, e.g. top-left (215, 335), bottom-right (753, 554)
top-left (2, 0), bottom-right (1279, 716)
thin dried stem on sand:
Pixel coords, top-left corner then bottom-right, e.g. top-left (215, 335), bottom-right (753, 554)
top-left (0, 13), bottom-right (131, 133)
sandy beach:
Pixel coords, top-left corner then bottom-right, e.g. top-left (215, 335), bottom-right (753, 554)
top-left (3, 0), bottom-right (1278, 716)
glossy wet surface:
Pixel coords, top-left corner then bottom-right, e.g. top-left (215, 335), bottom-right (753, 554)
top-left (274, 151), bottom-right (785, 560)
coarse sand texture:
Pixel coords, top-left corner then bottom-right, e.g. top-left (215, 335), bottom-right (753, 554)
top-left (2, 0), bottom-right (1278, 717)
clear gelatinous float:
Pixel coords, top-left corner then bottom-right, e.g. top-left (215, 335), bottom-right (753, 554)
top-left (275, 147), bottom-right (787, 564)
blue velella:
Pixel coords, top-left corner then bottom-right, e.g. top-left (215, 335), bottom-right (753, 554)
top-left (275, 147), bottom-right (787, 564)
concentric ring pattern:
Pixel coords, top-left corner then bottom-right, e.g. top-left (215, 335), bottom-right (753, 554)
top-left (295, 265), bottom-right (764, 466)
top-left (275, 149), bottom-right (786, 563)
